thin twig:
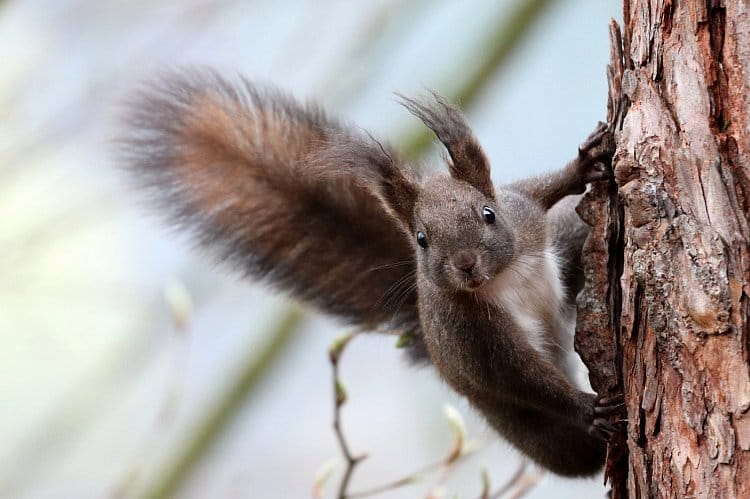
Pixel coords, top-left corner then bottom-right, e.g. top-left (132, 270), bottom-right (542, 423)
top-left (329, 332), bottom-right (366, 498)
top-left (487, 459), bottom-right (528, 499)
top-left (505, 470), bottom-right (543, 499)
top-left (425, 461), bottom-right (462, 498)
top-left (325, 330), bottom-right (535, 499)
top-left (422, 404), bottom-right (471, 497)
top-left (347, 446), bottom-right (483, 499)
top-left (328, 332), bottom-right (485, 499)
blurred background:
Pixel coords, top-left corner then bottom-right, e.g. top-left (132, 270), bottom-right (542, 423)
top-left (0, 0), bottom-right (620, 497)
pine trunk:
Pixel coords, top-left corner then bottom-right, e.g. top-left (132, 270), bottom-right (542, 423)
top-left (575, 1), bottom-right (750, 497)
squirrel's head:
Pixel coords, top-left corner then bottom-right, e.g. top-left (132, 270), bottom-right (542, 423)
top-left (411, 175), bottom-right (515, 292)
top-left (378, 92), bottom-right (539, 293)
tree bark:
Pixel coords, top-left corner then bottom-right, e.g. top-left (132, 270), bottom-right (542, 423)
top-left (576, 1), bottom-right (750, 497)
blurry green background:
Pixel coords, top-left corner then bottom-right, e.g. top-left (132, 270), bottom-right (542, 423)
top-left (0, 0), bottom-right (619, 497)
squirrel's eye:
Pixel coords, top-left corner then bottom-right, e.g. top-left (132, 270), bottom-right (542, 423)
top-left (416, 231), bottom-right (428, 249)
top-left (482, 206), bottom-right (495, 224)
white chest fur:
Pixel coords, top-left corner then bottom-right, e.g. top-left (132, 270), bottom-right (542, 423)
top-left (478, 249), bottom-right (565, 359)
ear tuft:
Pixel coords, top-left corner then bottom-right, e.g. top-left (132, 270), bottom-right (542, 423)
top-left (397, 92), bottom-right (494, 199)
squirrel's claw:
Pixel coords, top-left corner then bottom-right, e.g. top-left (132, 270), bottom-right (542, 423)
top-left (578, 122), bottom-right (609, 155)
top-left (578, 122), bottom-right (614, 164)
top-left (575, 122), bottom-right (614, 187)
top-left (589, 394), bottom-right (627, 442)
top-left (595, 394), bottom-right (625, 415)
top-left (590, 418), bottom-right (627, 442)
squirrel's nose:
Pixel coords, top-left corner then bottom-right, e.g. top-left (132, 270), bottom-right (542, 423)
top-left (453, 250), bottom-right (476, 273)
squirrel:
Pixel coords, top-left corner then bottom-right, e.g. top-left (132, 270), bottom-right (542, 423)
top-left (119, 68), bottom-right (620, 477)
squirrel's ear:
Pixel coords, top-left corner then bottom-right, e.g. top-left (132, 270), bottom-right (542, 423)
top-left (302, 131), bottom-right (418, 233)
top-left (376, 156), bottom-right (419, 233)
top-left (382, 165), bottom-right (418, 232)
top-left (398, 92), bottom-right (494, 199)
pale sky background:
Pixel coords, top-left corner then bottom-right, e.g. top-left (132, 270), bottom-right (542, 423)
top-left (0, 1), bottom-right (620, 497)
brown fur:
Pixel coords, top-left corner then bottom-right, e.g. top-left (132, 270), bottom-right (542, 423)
top-left (118, 68), bottom-right (421, 342)
top-left (119, 70), bottom-right (614, 474)
top-left (381, 95), bottom-right (613, 476)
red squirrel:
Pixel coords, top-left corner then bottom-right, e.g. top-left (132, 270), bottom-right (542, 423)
top-left (119, 68), bottom-right (619, 477)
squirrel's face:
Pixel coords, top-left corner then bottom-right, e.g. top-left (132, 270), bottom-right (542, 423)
top-left (412, 176), bottom-right (515, 293)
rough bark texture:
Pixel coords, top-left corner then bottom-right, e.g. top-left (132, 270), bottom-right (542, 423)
top-left (575, 1), bottom-right (750, 497)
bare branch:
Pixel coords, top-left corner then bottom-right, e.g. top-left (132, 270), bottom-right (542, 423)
top-left (328, 332), bottom-right (366, 499)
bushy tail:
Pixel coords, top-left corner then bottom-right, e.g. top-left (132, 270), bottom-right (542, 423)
top-left (119, 68), bottom-right (420, 336)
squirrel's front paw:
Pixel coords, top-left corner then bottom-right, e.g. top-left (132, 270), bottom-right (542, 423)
top-left (576, 122), bottom-right (615, 184)
top-left (588, 394), bottom-right (627, 442)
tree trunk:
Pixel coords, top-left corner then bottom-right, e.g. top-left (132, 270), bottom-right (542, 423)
top-left (575, 1), bottom-right (750, 497)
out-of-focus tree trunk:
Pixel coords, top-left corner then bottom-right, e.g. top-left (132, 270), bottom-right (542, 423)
top-left (576, 1), bottom-right (750, 497)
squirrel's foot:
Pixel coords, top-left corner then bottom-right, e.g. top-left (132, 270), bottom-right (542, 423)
top-left (578, 122), bottom-right (609, 156)
top-left (595, 394), bottom-right (625, 415)
top-left (589, 394), bottom-right (627, 442)
top-left (576, 122), bottom-right (614, 184)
